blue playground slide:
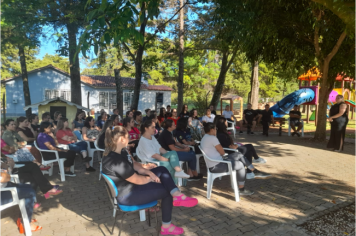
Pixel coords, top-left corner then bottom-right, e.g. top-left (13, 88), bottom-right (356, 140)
top-left (270, 88), bottom-right (315, 118)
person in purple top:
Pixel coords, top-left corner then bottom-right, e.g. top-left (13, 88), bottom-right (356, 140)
top-left (36, 122), bottom-right (76, 177)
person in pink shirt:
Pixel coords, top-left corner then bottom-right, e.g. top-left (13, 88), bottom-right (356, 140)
top-left (55, 118), bottom-right (95, 172)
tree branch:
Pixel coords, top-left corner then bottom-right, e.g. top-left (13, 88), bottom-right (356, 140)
top-left (313, 10), bottom-right (322, 58)
top-left (325, 30), bottom-right (347, 63)
top-left (227, 46), bottom-right (239, 69)
top-left (122, 42), bottom-right (136, 61)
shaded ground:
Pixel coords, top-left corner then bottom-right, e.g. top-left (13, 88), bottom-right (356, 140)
top-left (1, 134), bottom-right (355, 236)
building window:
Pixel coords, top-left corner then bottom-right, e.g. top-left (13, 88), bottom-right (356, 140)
top-left (109, 93), bottom-right (117, 109)
top-left (99, 92), bottom-right (109, 108)
top-left (45, 89), bottom-right (70, 100)
top-left (123, 92), bottom-right (133, 112)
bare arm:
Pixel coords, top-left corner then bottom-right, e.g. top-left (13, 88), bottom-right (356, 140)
top-left (151, 153), bottom-right (169, 161)
top-left (125, 173), bottom-right (151, 185)
top-left (0, 172), bottom-right (11, 183)
top-left (43, 142), bottom-right (63, 152)
top-left (181, 139), bottom-right (195, 146)
top-left (82, 127), bottom-right (96, 142)
top-left (215, 144), bottom-right (226, 156)
top-left (159, 147), bottom-right (167, 155)
top-left (330, 104), bottom-right (347, 119)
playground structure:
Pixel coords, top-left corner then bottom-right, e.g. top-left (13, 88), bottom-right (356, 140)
top-left (270, 68), bottom-right (355, 125)
top-left (220, 94), bottom-right (244, 119)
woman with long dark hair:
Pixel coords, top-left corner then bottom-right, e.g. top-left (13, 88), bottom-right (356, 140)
top-left (102, 126), bottom-right (198, 235)
top-left (72, 111), bottom-right (84, 131)
top-left (327, 95), bottom-right (349, 152)
top-left (16, 117), bottom-right (36, 145)
top-left (167, 109), bottom-right (179, 125)
top-left (98, 120), bottom-right (114, 150)
top-left (122, 117), bottom-right (140, 154)
top-left (215, 117), bottom-right (270, 179)
top-left (82, 116), bottom-right (100, 149)
top-left (158, 107), bottom-right (166, 123)
top-left (179, 104), bottom-right (189, 119)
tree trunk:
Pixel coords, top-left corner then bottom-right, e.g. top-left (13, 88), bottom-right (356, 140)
top-left (18, 45), bottom-right (32, 116)
top-left (250, 60), bottom-right (259, 109)
top-left (131, 3), bottom-right (147, 111)
top-left (210, 52), bottom-right (229, 108)
top-left (177, 0), bottom-right (185, 113)
top-left (114, 69), bottom-right (123, 118)
top-left (67, 23), bottom-right (82, 106)
top-left (247, 61), bottom-right (254, 104)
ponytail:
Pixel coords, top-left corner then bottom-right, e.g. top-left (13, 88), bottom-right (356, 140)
top-left (103, 126), bottom-right (128, 156)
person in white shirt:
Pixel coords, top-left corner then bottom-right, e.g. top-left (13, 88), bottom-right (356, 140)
top-left (136, 119), bottom-right (190, 180)
top-left (222, 105), bottom-right (237, 128)
top-left (200, 122), bottom-right (255, 195)
top-left (202, 108), bottom-right (216, 123)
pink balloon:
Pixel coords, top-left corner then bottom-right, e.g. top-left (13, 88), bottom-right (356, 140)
top-left (328, 90), bottom-right (339, 103)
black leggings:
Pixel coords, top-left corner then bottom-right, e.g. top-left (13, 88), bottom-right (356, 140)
top-left (14, 162), bottom-right (53, 194)
top-left (262, 121), bottom-right (270, 134)
top-left (117, 166), bottom-right (178, 224)
top-left (41, 150), bottom-right (76, 168)
top-left (237, 144), bottom-right (259, 173)
top-left (129, 140), bottom-right (139, 154)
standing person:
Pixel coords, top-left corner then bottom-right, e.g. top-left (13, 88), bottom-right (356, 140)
top-left (126, 110), bottom-right (133, 118)
top-left (209, 105), bottom-right (217, 116)
top-left (112, 108), bottom-right (122, 123)
top-left (16, 117), bottom-right (36, 145)
top-left (122, 117), bottom-right (140, 154)
top-left (102, 126), bottom-right (198, 235)
top-left (179, 104), bottom-right (190, 119)
top-left (133, 111), bottom-right (143, 129)
top-left (72, 111), bottom-right (85, 131)
top-left (143, 109), bottom-right (151, 122)
top-left (97, 111), bottom-right (108, 129)
top-left (82, 117), bottom-right (100, 149)
top-left (261, 104), bottom-right (274, 137)
top-left (202, 108), bottom-right (215, 123)
top-left (167, 109), bottom-right (180, 125)
top-left (158, 120), bottom-right (202, 181)
top-left (56, 118), bottom-right (95, 172)
top-left (53, 111), bottom-right (62, 126)
top-left (200, 123), bottom-right (254, 195)
top-left (327, 95), bottom-right (348, 152)
top-left (158, 107), bottom-right (166, 123)
top-left (36, 122), bottom-right (76, 177)
top-left (28, 114), bottom-right (40, 135)
top-left (238, 103), bottom-right (259, 135)
top-left (289, 105), bottom-right (303, 137)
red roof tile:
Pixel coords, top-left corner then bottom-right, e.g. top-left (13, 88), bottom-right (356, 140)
top-left (147, 85), bottom-right (173, 91)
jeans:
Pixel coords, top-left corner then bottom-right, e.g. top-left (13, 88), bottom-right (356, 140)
top-left (159, 151), bottom-right (180, 185)
top-left (118, 166), bottom-right (178, 224)
top-left (14, 162), bottom-right (53, 194)
top-left (176, 151), bottom-right (197, 171)
top-left (68, 141), bottom-right (88, 153)
top-left (262, 121), bottom-right (270, 134)
top-left (1, 182), bottom-right (36, 221)
top-left (41, 150), bottom-right (76, 167)
top-left (237, 144), bottom-right (259, 173)
top-left (209, 152), bottom-right (252, 185)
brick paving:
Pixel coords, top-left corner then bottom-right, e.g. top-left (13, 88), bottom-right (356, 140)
top-left (1, 133), bottom-right (355, 236)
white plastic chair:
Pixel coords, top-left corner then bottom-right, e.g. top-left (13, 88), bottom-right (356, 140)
top-left (198, 146), bottom-right (240, 202)
top-left (93, 140), bottom-right (104, 180)
top-left (0, 175), bottom-right (32, 236)
top-left (34, 141), bottom-right (74, 182)
top-left (287, 118), bottom-right (304, 137)
top-left (187, 145), bottom-right (203, 173)
top-left (227, 120), bottom-right (236, 138)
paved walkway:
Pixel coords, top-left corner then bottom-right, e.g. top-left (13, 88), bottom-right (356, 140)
top-left (1, 133), bottom-right (355, 236)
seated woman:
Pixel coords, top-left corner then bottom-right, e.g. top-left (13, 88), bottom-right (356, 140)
top-left (137, 120), bottom-right (191, 181)
top-left (122, 117), bottom-right (140, 154)
top-left (175, 118), bottom-right (201, 155)
top-left (202, 108), bottom-right (215, 123)
top-left (157, 107), bottom-right (166, 123)
top-left (0, 166), bottom-right (43, 233)
top-left (148, 113), bottom-right (162, 139)
top-left (53, 111), bottom-right (62, 126)
top-left (82, 117), bottom-right (100, 149)
top-left (98, 120), bottom-right (114, 150)
top-left (102, 126), bottom-right (198, 235)
top-left (56, 118), bottom-right (95, 172)
top-left (190, 109), bottom-right (203, 128)
top-left (37, 122), bottom-right (76, 177)
top-left (110, 114), bottom-right (121, 126)
top-left (72, 111), bottom-right (85, 131)
top-left (97, 111), bottom-right (108, 129)
top-left (28, 114), bottom-right (40, 135)
top-left (158, 120), bottom-right (202, 181)
top-left (1, 125), bottom-right (62, 199)
top-left (215, 117), bottom-right (270, 179)
top-left (167, 109), bottom-right (179, 125)
top-left (179, 104), bottom-right (190, 119)
top-left (200, 123), bottom-right (256, 195)
top-left (16, 117), bottom-right (36, 145)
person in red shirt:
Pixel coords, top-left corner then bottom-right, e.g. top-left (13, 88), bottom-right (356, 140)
top-left (123, 117), bottom-right (140, 154)
top-left (167, 108), bottom-right (180, 125)
top-left (55, 118), bottom-right (95, 172)
top-left (157, 107), bottom-right (166, 123)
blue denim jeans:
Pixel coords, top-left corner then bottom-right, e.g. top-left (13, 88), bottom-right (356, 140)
top-left (1, 182), bottom-right (36, 221)
top-left (176, 150), bottom-right (197, 171)
top-left (68, 141), bottom-right (88, 153)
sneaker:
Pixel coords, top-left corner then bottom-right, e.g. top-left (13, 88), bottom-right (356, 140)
top-left (86, 166), bottom-right (96, 172)
top-left (253, 157), bottom-right (266, 164)
top-left (250, 132), bottom-right (254, 135)
top-left (246, 172), bottom-right (255, 179)
top-left (292, 132), bottom-right (296, 136)
top-left (174, 171), bottom-right (190, 179)
top-left (239, 131), bottom-right (243, 134)
top-left (187, 176), bottom-right (201, 181)
top-left (239, 189), bottom-right (254, 195)
top-left (83, 156), bottom-right (92, 162)
top-left (253, 169), bottom-right (271, 178)
top-left (296, 133), bottom-right (300, 137)
top-left (63, 171), bottom-right (76, 177)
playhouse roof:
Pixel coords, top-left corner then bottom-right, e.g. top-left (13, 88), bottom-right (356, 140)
top-left (23, 97), bottom-right (90, 111)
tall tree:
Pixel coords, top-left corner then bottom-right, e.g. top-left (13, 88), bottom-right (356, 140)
top-left (1, 0), bottom-right (43, 116)
top-left (250, 61), bottom-right (259, 109)
top-left (177, 0), bottom-right (185, 112)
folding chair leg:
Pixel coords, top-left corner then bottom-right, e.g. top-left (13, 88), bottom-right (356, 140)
top-left (111, 209), bottom-right (118, 235)
top-left (58, 160), bottom-right (66, 182)
top-left (19, 199), bottom-right (32, 236)
top-left (206, 174), bottom-right (213, 199)
top-left (118, 212), bottom-right (125, 236)
top-left (231, 170), bottom-right (240, 202)
top-left (48, 163), bottom-right (53, 176)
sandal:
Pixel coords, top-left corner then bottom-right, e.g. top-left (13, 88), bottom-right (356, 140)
top-left (145, 206), bottom-right (160, 212)
top-left (34, 203), bottom-right (41, 209)
top-left (39, 165), bottom-right (51, 171)
top-left (173, 194), bottom-right (198, 207)
top-left (44, 189), bottom-right (63, 199)
top-left (17, 218), bottom-right (42, 233)
top-left (160, 224), bottom-right (184, 235)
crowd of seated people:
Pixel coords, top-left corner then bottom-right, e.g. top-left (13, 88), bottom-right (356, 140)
top-left (1, 105), bottom-right (276, 235)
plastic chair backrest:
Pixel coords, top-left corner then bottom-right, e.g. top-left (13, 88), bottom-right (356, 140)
top-left (101, 172), bottom-right (118, 198)
top-left (198, 146), bottom-right (213, 162)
